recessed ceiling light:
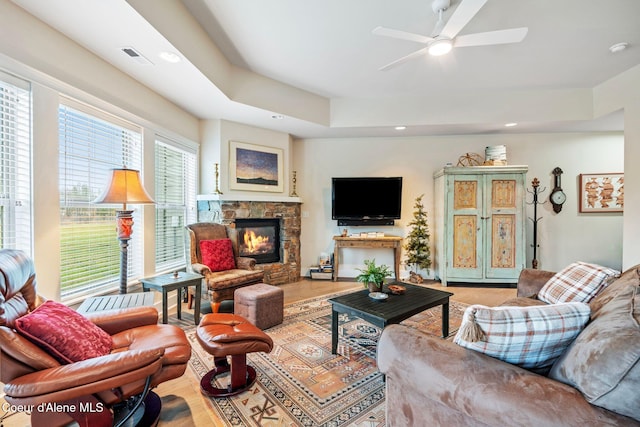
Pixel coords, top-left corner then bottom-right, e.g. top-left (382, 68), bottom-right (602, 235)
top-left (504, 122), bottom-right (518, 127)
top-left (159, 51), bottom-right (181, 63)
top-left (609, 42), bottom-right (628, 53)
top-left (271, 114), bottom-right (284, 120)
top-left (395, 126), bottom-right (406, 130)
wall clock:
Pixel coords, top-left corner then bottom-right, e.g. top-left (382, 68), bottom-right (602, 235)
top-left (549, 167), bottom-right (567, 213)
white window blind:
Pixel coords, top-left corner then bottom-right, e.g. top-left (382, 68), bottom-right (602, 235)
top-left (155, 137), bottom-right (197, 271)
top-left (59, 100), bottom-right (144, 298)
top-left (0, 71), bottom-right (31, 252)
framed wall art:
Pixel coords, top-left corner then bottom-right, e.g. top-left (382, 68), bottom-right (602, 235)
top-left (229, 141), bottom-right (284, 193)
top-left (579, 173), bottom-right (624, 213)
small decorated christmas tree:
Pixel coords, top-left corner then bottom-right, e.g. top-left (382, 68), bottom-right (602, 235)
top-left (404, 194), bottom-right (432, 279)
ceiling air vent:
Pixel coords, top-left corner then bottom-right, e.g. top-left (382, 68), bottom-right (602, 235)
top-left (120, 47), bottom-right (152, 65)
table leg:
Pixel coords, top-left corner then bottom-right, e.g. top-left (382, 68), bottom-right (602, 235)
top-left (331, 308), bottom-right (339, 354)
top-left (194, 282), bottom-right (201, 325)
top-left (177, 288), bottom-right (182, 320)
top-left (162, 291), bottom-right (168, 324)
top-left (442, 302), bottom-right (450, 338)
top-left (333, 245), bottom-right (339, 281)
top-left (393, 245), bottom-right (401, 280)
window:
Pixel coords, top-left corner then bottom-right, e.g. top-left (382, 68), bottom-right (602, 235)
top-left (58, 100), bottom-right (143, 298)
top-left (0, 71), bottom-right (31, 252)
top-left (155, 137), bottom-right (197, 271)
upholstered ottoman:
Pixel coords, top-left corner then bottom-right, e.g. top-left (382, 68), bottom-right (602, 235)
top-left (196, 313), bottom-right (273, 397)
top-left (234, 283), bottom-right (284, 329)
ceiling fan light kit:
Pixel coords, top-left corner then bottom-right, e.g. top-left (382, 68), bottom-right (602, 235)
top-left (428, 38), bottom-right (453, 56)
top-left (373, 0), bottom-right (528, 70)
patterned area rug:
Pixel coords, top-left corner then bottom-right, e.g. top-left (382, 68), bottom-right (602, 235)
top-left (186, 291), bottom-right (467, 426)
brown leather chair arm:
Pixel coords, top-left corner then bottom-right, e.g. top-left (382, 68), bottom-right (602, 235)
top-left (4, 348), bottom-right (164, 405)
top-left (191, 262), bottom-right (212, 275)
top-left (236, 257), bottom-right (257, 270)
top-left (378, 325), bottom-right (637, 426)
top-left (516, 268), bottom-right (555, 298)
top-left (84, 306), bottom-right (159, 335)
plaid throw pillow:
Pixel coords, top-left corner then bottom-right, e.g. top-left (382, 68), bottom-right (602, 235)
top-left (454, 302), bottom-right (590, 372)
top-left (538, 262), bottom-right (620, 304)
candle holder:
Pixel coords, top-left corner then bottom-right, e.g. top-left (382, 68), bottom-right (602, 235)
top-left (213, 163), bottom-right (223, 195)
top-left (290, 170), bottom-right (298, 197)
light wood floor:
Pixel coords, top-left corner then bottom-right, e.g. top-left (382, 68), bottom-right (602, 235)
top-left (1, 279), bottom-right (515, 426)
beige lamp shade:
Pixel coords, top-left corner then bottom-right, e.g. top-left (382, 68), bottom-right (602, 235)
top-left (93, 168), bottom-right (155, 210)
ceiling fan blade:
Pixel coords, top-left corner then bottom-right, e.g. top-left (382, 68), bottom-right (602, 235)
top-left (372, 26), bottom-right (434, 44)
top-left (379, 47), bottom-right (429, 71)
top-left (454, 27), bottom-right (528, 47)
top-left (440, 0), bottom-right (487, 39)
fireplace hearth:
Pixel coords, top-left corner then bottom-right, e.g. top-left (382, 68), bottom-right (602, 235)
top-left (235, 218), bottom-right (281, 264)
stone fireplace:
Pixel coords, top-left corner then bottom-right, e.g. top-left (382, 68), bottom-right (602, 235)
top-left (197, 197), bottom-right (301, 285)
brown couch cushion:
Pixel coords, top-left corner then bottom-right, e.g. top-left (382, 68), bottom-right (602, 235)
top-left (499, 297), bottom-right (547, 307)
top-left (549, 281), bottom-right (640, 421)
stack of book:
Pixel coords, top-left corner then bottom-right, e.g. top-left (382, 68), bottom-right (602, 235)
top-left (310, 263), bottom-right (333, 280)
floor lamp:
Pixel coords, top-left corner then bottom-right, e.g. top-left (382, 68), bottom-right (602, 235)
top-left (94, 168), bottom-right (154, 294)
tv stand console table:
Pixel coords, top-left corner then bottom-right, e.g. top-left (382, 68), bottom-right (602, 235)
top-left (332, 236), bottom-right (403, 281)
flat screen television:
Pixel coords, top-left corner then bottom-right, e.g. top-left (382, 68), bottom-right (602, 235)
top-left (331, 177), bottom-right (402, 226)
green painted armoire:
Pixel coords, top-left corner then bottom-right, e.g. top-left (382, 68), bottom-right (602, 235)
top-left (434, 165), bottom-right (528, 286)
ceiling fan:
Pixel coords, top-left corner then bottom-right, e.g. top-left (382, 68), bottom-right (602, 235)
top-left (373, 0), bottom-right (528, 71)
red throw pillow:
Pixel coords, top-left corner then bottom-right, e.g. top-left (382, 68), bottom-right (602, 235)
top-left (14, 300), bottom-right (112, 364)
top-left (200, 238), bottom-right (236, 272)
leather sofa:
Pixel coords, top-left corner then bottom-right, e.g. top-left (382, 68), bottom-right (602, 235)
top-left (0, 249), bottom-right (192, 426)
top-left (377, 266), bottom-right (640, 426)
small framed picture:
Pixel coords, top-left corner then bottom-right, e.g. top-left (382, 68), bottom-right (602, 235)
top-left (579, 173), bottom-right (624, 213)
top-left (229, 141), bottom-right (284, 193)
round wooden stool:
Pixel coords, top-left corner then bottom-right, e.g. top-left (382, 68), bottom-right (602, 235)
top-left (196, 313), bottom-right (273, 397)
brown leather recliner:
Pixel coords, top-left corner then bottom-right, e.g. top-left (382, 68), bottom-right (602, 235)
top-left (0, 249), bottom-right (192, 427)
top-left (185, 223), bottom-right (264, 313)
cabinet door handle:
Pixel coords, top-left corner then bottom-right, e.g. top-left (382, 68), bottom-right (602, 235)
top-left (480, 216), bottom-right (490, 220)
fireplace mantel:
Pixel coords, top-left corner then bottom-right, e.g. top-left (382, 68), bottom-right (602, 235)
top-left (197, 194), bottom-right (302, 204)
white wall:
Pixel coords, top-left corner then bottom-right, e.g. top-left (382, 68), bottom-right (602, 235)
top-left (293, 133), bottom-right (624, 280)
top-left (594, 65), bottom-right (640, 270)
top-left (200, 119), bottom-right (293, 196)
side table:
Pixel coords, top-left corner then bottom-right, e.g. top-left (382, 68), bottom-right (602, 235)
top-left (332, 236), bottom-right (403, 281)
top-left (77, 292), bottom-right (155, 314)
top-left (140, 272), bottom-right (203, 325)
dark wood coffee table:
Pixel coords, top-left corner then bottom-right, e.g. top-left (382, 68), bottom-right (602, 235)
top-left (328, 282), bottom-right (453, 354)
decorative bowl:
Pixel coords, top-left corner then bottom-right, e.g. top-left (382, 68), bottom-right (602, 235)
top-left (368, 292), bottom-right (388, 301)
top-left (388, 285), bottom-right (406, 295)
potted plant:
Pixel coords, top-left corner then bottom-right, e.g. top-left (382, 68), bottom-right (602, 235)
top-left (356, 259), bottom-right (392, 293)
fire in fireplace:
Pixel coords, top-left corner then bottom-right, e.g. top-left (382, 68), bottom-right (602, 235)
top-left (235, 218), bottom-right (281, 264)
